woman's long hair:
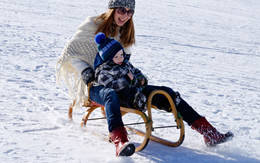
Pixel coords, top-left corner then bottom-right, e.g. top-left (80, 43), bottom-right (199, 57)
top-left (95, 9), bottom-right (135, 48)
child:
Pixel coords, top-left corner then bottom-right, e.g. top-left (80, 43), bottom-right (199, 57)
top-left (93, 33), bottom-right (233, 149)
top-left (94, 32), bottom-right (147, 111)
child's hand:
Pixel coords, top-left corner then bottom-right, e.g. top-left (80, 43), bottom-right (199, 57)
top-left (140, 78), bottom-right (145, 85)
top-left (127, 72), bottom-right (134, 80)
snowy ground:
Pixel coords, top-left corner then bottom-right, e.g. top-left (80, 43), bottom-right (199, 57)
top-left (1, 0), bottom-right (260, 162)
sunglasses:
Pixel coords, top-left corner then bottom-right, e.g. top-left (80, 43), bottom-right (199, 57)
top-left (116, 7), bottom-right (134, 16)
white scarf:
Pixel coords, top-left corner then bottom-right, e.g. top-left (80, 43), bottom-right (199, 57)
top-left (56, 16), bottom-right (132, 108)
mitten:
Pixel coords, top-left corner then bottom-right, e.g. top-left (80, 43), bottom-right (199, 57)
top-left (81, 67), bottom-right (94, 85)
top-left (133, 90), bottom-right (147, 112)
top-left (136, 74), bottom-right (148, 86)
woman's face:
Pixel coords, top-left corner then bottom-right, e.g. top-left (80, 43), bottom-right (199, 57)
top-left (113, 7), bottom-right (134, 27)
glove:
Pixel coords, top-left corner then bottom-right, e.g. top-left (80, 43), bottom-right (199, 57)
top-left (133, 90), bottom-right (147, 112)
top-left (135, 74), bottom-right (148, 86)
top-left (81, 67), bottom-right (94, 85)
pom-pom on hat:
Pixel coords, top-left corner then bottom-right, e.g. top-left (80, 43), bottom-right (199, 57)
top-left (94, 32), bottom-right (123, 62)
top-left (108, 0), bottom-right (135, 11)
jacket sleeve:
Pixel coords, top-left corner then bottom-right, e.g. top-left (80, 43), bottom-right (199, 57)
top-left (127, 62), bottom-right (143, 77)
top-left (71, 58), bottom-right (95, 85)
top-left (127, 62), bottom-right (148, 86)
top-left (70, 58), bottom-right (92, 73)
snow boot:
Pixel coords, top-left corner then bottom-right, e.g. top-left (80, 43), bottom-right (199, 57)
top-left (109, 126), bottom-right (135, 156)
top-left (191, 117), bottom-right (233, 146)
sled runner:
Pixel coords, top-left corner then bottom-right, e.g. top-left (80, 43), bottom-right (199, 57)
top-left (68, 83), bottom-right (185, 152)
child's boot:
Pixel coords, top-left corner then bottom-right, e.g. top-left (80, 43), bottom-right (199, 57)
top-left (109, 126), bottom-right (135, 156)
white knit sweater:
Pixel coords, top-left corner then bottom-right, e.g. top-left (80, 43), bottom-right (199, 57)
top-left (56, 16), bottom-right (132, 108)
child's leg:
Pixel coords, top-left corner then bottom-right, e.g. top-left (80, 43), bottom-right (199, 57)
top-left (90, 85), bottom-right (123, 132)
top-left (90, 85), bottom-right (136, 155)
top-left (117, 87), bottom-right (137, 108)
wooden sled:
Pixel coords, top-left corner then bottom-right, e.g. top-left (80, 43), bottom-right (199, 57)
top-left (68, 84), bottom-right (185, 152)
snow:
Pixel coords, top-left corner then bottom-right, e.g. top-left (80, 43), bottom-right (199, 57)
top-left (0, 0), bottom-right (260, 162)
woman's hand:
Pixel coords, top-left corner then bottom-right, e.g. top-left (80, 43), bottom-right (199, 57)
top-left (81, 67), bottom-right (94, 85)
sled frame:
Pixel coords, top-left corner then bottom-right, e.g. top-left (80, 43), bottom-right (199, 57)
top-left (68, 84), bottom-right (185, 152)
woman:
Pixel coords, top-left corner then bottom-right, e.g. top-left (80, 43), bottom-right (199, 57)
top-left (56, 0), bottom-right (233, 157)
top-left (57, 0), bottom-right (137, 157)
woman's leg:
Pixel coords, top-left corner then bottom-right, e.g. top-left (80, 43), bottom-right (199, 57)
top-left (142, 85), bottom-right (233, 146)
top-left (89, 85), bottom-right (123, 132)
top-left (142, 85), bottom-right (201, 125)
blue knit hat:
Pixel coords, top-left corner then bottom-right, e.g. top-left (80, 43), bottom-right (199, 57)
top-left (94, 32), bottom-right (124, 69)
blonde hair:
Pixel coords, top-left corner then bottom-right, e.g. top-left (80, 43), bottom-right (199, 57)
top-left (95, 9), bottom-right (135, 48)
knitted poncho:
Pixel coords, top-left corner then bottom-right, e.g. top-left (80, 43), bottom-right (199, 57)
top-left (56, 16), bottom-right (131, 108)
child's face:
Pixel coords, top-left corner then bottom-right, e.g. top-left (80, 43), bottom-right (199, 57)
top-left (112, 49), bottom-right (124, 65)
